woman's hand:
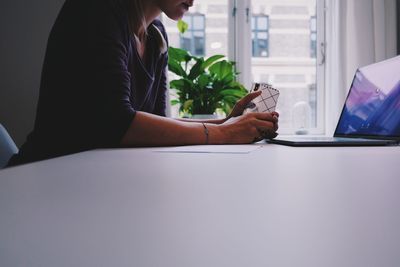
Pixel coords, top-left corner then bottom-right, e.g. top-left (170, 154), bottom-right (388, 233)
top-left (224, 91), bottom-right (262, 121)
top-left (217, 111), bottom-right (279, 144)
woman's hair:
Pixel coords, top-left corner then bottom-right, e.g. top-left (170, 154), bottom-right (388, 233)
top-left (125, 0), bottom-right (167, 53)
top-left (126, 0), bottom-right (147, 40)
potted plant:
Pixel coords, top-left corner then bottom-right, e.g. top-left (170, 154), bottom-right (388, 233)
top-left (168, 46), bottom-right (248, 118)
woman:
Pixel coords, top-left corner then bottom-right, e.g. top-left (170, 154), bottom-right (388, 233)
top-left (8, 0), bottom-right (278, 166)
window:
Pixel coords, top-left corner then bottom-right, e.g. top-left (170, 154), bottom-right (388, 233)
top-left (252, 15), bottom-right (269, 57)
top-left (310, 16), bottom-right (317, 58)
top-left (163, 0), bottom-right (325, 134)
top-left (180, 13), bottom-right (206, 56)
top-left (250, 0), bottom-right (323, 134)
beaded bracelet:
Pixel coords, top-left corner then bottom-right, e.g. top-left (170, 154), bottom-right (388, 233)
top-left (201, 123), bottom-right (209, 145)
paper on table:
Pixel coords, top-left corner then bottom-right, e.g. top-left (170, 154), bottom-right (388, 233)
top-left (154, 145), bottom-right (261, 154)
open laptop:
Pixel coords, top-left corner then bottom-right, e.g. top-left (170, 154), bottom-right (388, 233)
top-left (268, 55), bottom-right (400, 147)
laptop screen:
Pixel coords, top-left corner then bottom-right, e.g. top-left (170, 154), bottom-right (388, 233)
top-left (335, 56), bottom-right (400, 139)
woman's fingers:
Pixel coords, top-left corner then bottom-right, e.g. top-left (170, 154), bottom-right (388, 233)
top-left (251, 112), bottom-right (279, 123)
top-left (271, 111), bottom-right (280, 118)
top-left (238, 91), bottom-right (262, 109)
top-left (227, 91), bottom-right (262, 119)
top-left (253, 119), bottom-right (276, 132)
top-left (262, 130), bottom-right (278, 139)
top-left (249, 112), bottom-right (279, 139)
top-left (221, 109), bottom-right (279, 143)
top-left (273, 122), bottom-right (279, 131)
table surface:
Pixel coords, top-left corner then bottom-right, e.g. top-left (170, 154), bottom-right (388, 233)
top-left (1, 143), bottom-right (400, 267)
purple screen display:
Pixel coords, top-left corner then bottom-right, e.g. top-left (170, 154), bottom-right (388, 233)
top-left (336, 57), bottom-right (400, 137)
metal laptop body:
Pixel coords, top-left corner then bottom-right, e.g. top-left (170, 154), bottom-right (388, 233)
top-left (268, 137), bottom-right (397, 147)
top-left (268, 56), bottom-right (400, 147)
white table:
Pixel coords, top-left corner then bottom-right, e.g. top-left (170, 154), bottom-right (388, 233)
top-left (1, 144), bottom-right (400, 267)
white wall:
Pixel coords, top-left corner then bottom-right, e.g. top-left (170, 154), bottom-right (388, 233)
top-left (0, 0), bottom-right (64, 146)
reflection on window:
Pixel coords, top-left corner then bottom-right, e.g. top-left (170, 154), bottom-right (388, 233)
top-left (252, 15), bottom-right (269, 57)
top-left (180, 13), bottom-right (206, 56)
top-left (310, 16), bottom-right (317, 58)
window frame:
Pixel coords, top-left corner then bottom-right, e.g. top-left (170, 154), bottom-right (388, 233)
top-left (228, 0), bottom-right (326, 135)
top-left (252, 14), bottom-right (270, 58)
top-left (179, 13), bottom-right (206, 56)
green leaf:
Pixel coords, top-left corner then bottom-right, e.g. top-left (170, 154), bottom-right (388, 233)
top-left (177, 20), bottom-right (189, 34)
top-left (168, 47), bottom-right (191, 62)
top-left (209, 60), bottom-right (234, 80)
top-left (170, 79), bottom-right (194, 99)
top-left (230, 81), bottom-right (247, 90)
top-left (168, 60), bottom-right (186, 77)
top-left (221, 74), bottom-right (234, 86)
top-left (220, 89), bottom-right (247, 98)
top-left (169, 79), bottom-right (185, 90)
top-left (197, 74), bottom-right (210, 89)
top-left (202, 55), bottom-right (225, 70)
top-left (183, 99), bottom-right (193, 111)
top-left (170, 99), bottom-right (180, 106)
top-left (188, 58), bottom-right (205, 80)
top-left (223, 96), bottom-right (239, 103)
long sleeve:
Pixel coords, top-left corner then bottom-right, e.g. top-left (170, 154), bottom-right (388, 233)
top-left (87, 0), bottom-right (136, 145)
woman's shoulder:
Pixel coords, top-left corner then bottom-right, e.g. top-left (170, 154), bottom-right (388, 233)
top-left (151, 20), bottom-right (166, 31)
top-left (151, 20), bottom-right (168, 40)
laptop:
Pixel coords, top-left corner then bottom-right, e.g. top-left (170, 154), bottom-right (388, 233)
top-left (268, 55), bottom-right (400, 147)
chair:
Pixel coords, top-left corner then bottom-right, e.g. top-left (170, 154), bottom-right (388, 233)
top-left (0, 123), bottom-right (18, 168)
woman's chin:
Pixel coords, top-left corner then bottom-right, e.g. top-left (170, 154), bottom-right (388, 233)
top-left (164, 5), bottom-right (189, 21)
top-left (165, 12), bottom-right (185, 21)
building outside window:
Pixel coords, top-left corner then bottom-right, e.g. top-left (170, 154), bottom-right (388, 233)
top-left (180, 13), bottom-right (206, 56)
top-left (252, 15), bottom-right (269, 57)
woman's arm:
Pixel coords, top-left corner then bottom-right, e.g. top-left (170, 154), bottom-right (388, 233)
top-left (120, 112), bottom-right (221, 146)
top-left (120, 110), bottom-right (278, 147)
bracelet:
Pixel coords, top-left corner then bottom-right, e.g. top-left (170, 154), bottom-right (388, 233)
top-left (201, 123), bottom-right (209, 144)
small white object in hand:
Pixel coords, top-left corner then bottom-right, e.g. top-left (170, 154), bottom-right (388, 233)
top-left (245, 82), bottom-right (280, 113)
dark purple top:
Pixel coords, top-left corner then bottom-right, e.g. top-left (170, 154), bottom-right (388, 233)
top-left (8, 0), bottom-right (168, 166)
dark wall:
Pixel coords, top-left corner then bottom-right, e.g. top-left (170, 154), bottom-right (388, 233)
top-left (0, 0), bottom-right (64, 146)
